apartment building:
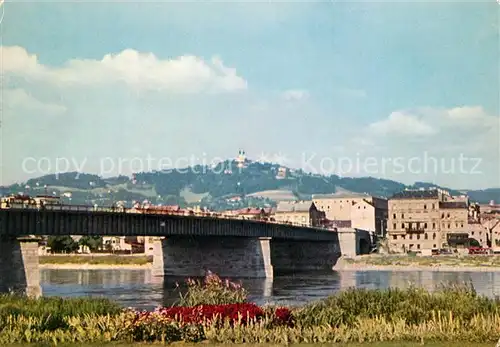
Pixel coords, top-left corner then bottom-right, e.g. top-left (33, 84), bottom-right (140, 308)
top-left (274, 200), bottom-right (324, 227)
top-left (387, 189), bottom-right (470, 252)
top-left (312, 193), bottom-right (388, 236)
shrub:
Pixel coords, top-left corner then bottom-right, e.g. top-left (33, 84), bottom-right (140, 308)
top-left (176, 272), bottom-right (247, 306)
top-left (2, 274), bottom-right (500, 344)
top-left (292, 283), bottom-right (500, 328)
top-left (0, 294), bottom-right (121, 331)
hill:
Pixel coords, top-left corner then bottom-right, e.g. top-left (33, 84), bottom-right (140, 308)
top-left (1, 159), bottom-right (498, 210)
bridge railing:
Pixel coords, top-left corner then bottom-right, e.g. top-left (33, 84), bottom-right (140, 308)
top-left (0, 204), bottom-right (337, 231)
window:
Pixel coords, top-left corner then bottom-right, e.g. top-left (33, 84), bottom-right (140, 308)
top-left (424, 223), bottom-right (428, 229)
top-left (417, 244), bottom-right (421, 249)
top-left (401, 223), bottom-right (405, 228)
top-left (402, 213), bottom-right (405, 218)
top-left (433, 244), bottom-right (437, 248)
top-left (448, 223), bottom-right (450, 229)
top-left (433, 233), bottom-right (436, 240)
top-left (393, 223), bottom-right (397, 229)
top-left (393, 213), bottom-right (396, 219)
top-left (424, 204), bottom-right (427, 209)
top-left (417, 234), bottom-right (420, 240)
top-left (393, 235), bottom-right (397, 240)
top-left (425, 233), bottom-right (428, 240)
top-left (461, 223), bottom-right (464, 228)
top-left (447, 213), bottom-right (450, 218)
top-left (441, 213), bottom-right (444, 218)
top-left (409, 235), bottom-right (413, 240)
top-left (432, 204), bottom-right (435, 209)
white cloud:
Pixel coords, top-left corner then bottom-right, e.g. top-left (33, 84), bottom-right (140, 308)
top-left (0, 46), bottom-right (324, 186)
top-left (1, 46), bottom-right (247, 93)
top-left (281, 89), bottom-right (309, 101)
top-left (341, 106), bottom-right (500, 188)
top-left (3, 88), bottom-right (67, 116)
top-left (369, 111), bottom-right (437, 136)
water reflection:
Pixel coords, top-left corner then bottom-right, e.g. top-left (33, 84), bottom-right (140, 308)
top-left (40, 269), bottom-right (500, 311)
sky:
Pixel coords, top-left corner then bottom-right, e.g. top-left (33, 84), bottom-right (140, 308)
top-left (1, 1), bottom-right (499, 190)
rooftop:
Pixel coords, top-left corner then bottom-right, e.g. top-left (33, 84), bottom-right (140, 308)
top-left (276, 200), bottom-right (313, 213)
top-left (312, 192), bottom-right (371, 199)
top-left (439, 201), bottom-right (468, 209)
top-left (390, 189), bottom-right (439, 200)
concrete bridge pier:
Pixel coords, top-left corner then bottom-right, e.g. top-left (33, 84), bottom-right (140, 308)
top-left (0, 236), bottom-right (41, 297)
top-left (152, 236), bottom-right (273, 278)
top-left (271, 239), bottom-right (342, 275)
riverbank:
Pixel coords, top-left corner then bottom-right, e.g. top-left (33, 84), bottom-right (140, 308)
top-left (334, 254), bottom-right (500, 272)
top-left (39, 255), bottom-right (153, 269)
top-left (3, 343), bottom-right (497, 347)
top-left (39, 263), bottom-right (152, 269)
top-left (1, 275), bottom-right (499, 345)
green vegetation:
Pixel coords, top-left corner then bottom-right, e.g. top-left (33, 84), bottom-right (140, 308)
top-left (176, 274), bottom-right (248, 306)
top-left (0, 294), bottom-right (122, 333)
top-left (2, 343), bottom-right (497, 347)
top-left (40, 255), bottom-right (153, 266)
top-left (345, 254), bottom-right (500, 268)
top-left (1, 343), bottom-right (497, 347)
top-left (46, 236), bottom-right (103, 254)
top-left (4, 163), bottom-right (499, 209)
top-left (0, 277), bottom-right (499, 345)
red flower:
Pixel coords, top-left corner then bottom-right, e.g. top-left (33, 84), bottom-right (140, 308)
top-left (273, 307), bottom-right (294, 327)
top-left (155, 303), bottom-right (264, 326)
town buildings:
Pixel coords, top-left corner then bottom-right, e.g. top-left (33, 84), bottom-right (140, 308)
top-left (386, 188), bottom-right (479, 252)
top-left (274, 200), bottom-right (325, 227)
top-left (312, 193), bottom-right (388, 236)
top-left (1, 194), bottom-right (61, 209)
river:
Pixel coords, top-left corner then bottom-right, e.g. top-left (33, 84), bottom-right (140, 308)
top-left (41, 269), bottom-right (500, 310)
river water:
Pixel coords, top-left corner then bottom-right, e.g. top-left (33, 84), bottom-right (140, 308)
top-left (40, 269), bottom-right (500, 310)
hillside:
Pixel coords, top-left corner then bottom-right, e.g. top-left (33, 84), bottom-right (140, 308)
top-left (1, 159), bottom-right (499, 210)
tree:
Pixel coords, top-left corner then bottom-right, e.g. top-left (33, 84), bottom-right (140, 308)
top-left (78, 236), bottom-right (103, 252)
top-left (47, 236), bottom-right (79, 253)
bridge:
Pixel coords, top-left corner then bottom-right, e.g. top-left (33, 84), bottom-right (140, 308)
top-left (0, 206), bottom-right (372, 297)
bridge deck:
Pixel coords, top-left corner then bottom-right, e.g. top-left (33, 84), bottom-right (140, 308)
top-left (0, 208), bottom-right (340, 241)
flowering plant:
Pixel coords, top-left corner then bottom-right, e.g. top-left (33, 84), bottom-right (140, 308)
top-left (177, 272), bottom-right (247, 306)
top-left (155, 303), bottom-right (264, 326)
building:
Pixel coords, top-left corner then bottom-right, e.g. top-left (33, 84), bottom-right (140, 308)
top-left (235, 149), bottom-right (247, 169)
top-left (480, 200), bottom-right (500, 216)
top-left (312, 193), bottom-right (388, 236)
top-left (387, 188), bottom-right (472, 252)
top-left (1, 194), bottom-right (61, 209)
top-left (102, 236), bottom-right (132, 252)
top-left (234, 207), bottom-right (270, 220)
top-left (474, 201), bottom-right (500, 250)
top-left (274, 200), bottom-right (324, 227)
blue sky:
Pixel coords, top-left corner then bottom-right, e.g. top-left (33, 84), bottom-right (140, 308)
top-left (2, 1), bottom-right (499, 189)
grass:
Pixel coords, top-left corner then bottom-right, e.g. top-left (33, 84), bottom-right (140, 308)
top-left (2, 342), bottom-right (497, 347)
top-left (1, 277), bottom-right (499, 345)
top-left (293, 284), bottom-right (500, 327)
top-left (0, 294), bottom-right (122, 331)
top-left (345, 254), bottom-right (500, 267)
top-left (39, 255), bottom-right (153, 265)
